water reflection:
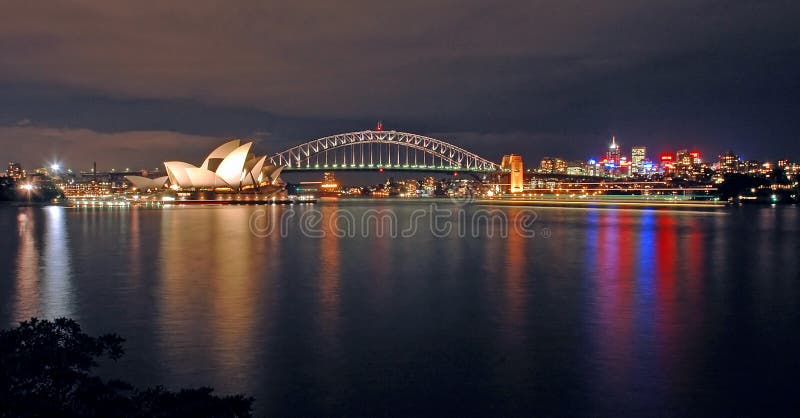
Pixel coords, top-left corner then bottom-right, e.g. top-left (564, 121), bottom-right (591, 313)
top-left (209, 208), bottom-right (261, 385)
top-left (41, 206), bottom-right (74, 319)
top-left (317, 205), bottom-right (341, 345)
top-left (157, 207), bottom-right (261, 390)
top-left (1, 204), bottom-right (799, 415)
top-left (588, 211), bottom-right (634, 406)
top-left (14, 209), bottom-right (39, 320)
top-left (125, 205), bottom-right (141, 279)
top-left (653, 211), bottom-right (680, 391)
top-left (13, 207), bottom-right (74, 321)
top-left (502, 215), bottom-right (525, 345)
top-left (583, 209), bottom-right (718, 413)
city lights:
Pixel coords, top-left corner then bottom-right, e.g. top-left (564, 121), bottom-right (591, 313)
top-left (3, 131), bottom-right (799, 206)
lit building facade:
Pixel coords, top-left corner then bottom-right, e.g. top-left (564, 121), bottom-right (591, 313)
top-left (6, 162), bottom-right (24, 181)
top-left (600, 137), bottom-right (624, 177)
top-left (605, 136), bottom-right (621, 165)
top-left (717, 151), bottom-right (740, 174)
top-left (566, 161), bottom-right (587, 176)
top-left (501, 154), bottom-right (524, 193)
top-left (540, 157), bottom-right (566, 174)
top-left (631, 146), bottom-right (646, 175)
top-left (126, 139), bottom-right (284, 192)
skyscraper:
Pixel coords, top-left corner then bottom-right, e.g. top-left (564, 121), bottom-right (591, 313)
top-left (606, 136), bottom-right (621, 165)
top-left (676, 149), bottom-right (691, 167)
top-left (631, 146), bottom-right (646, 175)
top-left (660, 154), bottom-right (675, 174)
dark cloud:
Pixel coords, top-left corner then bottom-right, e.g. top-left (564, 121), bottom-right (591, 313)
top-left (0, 125), bottom-right (222, 171)
top-left (0, 0), bottom-right (799, 168)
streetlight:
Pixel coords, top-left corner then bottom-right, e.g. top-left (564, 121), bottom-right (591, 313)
top-left (50, 163), bottom-right (61, 180)
top-left (20, 183), bottom-right (33, 201)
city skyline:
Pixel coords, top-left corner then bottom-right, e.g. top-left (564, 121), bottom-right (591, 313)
top-left (8, 130), bottom-right (796, 207)
top-left (0, 129), bottom-right (793, 176)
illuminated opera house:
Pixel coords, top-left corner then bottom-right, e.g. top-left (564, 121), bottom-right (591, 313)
top-left (125, 140), bottom-right (284, 197)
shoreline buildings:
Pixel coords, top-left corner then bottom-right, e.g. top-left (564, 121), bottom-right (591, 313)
top-left (4, 131), bottom-right (799, 204)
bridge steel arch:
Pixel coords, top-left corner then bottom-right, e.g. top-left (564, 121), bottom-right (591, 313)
top-left (269, 130), bottom-right (501, 172)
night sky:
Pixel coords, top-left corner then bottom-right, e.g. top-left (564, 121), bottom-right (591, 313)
top-left (1, 1), bottom-right (799, 171)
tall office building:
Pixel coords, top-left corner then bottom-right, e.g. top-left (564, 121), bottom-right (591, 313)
top-left (689, 151), bottom-right (702, 165)
top-left (631, 146), bottom-right (646, 175)
top-left (676, 149), bottom-right (691, 167)
top-left (605, 136), bottom-right (621, 164)
top-left (660, 154), bottom-right (675, 174)
top-left (501, 154), bottom-right (524, 193)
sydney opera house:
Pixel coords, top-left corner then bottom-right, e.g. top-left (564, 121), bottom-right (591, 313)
top-left (125, 140), bottom-right (284, 197)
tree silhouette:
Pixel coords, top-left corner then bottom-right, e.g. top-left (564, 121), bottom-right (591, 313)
top-left (717, 173), bottom-right (766, 200)
top-left (0, 317), bottom-right (253, 417)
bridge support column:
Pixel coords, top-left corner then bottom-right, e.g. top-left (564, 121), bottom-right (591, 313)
top-left (501, 154), bottom-right (524, 193)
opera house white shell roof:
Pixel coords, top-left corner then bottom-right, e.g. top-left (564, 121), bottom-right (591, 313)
top-left (126, 139), bottom-right (284, 192)
top-left (125, 175), bottom-right (169, 191)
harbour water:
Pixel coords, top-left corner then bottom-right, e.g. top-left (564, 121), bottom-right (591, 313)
top-left (1, 202), bottom-right (798, 416)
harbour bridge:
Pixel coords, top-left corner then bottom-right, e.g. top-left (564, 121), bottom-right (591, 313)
top-left (268, 130), bottom-right (502, 173)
